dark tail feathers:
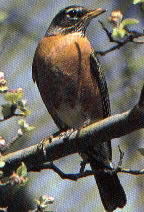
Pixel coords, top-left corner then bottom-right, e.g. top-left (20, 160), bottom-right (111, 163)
top-left (90, 163), bottom-right (127, 212)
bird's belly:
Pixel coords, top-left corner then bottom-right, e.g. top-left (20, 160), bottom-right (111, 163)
top-left (55, 101), bottom-right (91, 129)
top-left (39, 64), bottom-right (103, 129)
top-left (46, 67), bottom-right (100, 129)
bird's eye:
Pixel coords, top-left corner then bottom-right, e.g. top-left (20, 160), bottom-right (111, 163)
top-left (67, 10), bottom-right (78, 18)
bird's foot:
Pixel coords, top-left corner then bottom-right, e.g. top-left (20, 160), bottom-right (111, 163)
top-left (80, 159), bottom-right (89, 173)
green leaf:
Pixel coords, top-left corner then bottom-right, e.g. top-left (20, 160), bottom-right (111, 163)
top-left (121, 18), bottom-right (139, 28)
top-left (112, 27), bottom-right (127, 39)
top-left (17, 100), bottom-right (31, 116)
top-left (133, 0), bottom-right (144, 4)
top-left (4, 88), bottom-right (23, 104)
top-left (112, 18), bottom-right (139, 39)
top-left (16, 162), bottom-right (27, 177)
top-left (0, 11), bottom-right (8, 22)
top-left (18, 119), bottom-right (35, 133)
top-left (18, 119), bottom-right (28, 128)
top-left (35, 195), bottom-right (54, 210)
top-left (0, 84), bottom-right (8, 93)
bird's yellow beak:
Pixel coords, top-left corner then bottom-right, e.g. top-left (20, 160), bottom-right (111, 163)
top-left (87, 8), bottom-right (106, 19)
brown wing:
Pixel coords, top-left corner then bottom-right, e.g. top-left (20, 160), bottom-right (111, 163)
top-left (90, 51), bottom-right (112, 160)
top-left (90, 51), bottom-right (111, 118)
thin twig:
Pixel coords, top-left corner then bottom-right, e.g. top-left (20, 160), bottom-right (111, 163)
top-left (29, 161), bottom-right (144, 181)
top-left (0, 113), bottom-right (24, 122)
top-left (117, 145), bottom-right (125, 167)
top-left (96, 21), bottom-right (144, 56)
top-left (98, 20), bottom-right (122, 44)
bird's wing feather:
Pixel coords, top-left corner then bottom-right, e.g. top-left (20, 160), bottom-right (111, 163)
top-left (90, 51), bottom-right (111, 118)
top-left (90, 51), bottom-right (112, 160)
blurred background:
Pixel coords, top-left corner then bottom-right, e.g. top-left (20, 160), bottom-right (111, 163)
top-left (0, 0), bottom-right (144, 211)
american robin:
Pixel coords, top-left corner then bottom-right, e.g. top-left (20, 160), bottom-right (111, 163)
top-left (32, 5), bottom-right (127, 211)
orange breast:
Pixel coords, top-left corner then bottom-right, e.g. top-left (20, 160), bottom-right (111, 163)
top-left (36, 33), bottom-right (92, 76)
top-left (33, 33), bottom-right (103, 128)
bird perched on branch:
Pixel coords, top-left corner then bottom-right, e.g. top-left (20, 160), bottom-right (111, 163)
top-left (32, 5), bottom-right (126, 211)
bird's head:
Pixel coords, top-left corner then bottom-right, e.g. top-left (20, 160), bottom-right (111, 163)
top-left (46, 5), bottom-right (106, 36)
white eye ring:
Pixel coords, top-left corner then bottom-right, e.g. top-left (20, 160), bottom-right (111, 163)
top-left (66, 9), bottom-right (79, 19)
top-left (66, 13), bottom-right (78, 19)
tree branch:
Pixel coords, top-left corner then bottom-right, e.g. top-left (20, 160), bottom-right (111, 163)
top-left (29, 162), bottom-right (144, 181)
top-left (96, 21), bottom-right (144, 56)
top-left (26, 146), bottom-right (144, 180)
top-left (0, 85), bottom-right (144, 178)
